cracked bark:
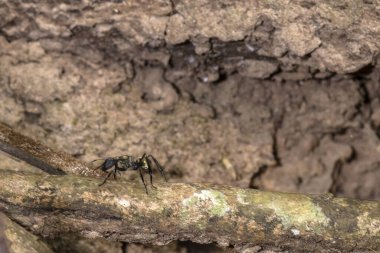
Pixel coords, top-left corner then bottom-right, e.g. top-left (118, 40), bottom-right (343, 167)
top-left (0, 212), bottom-right (53, 253)
top-left (2, 1), bottom-right (379, 74)
top-left (0, 170), bottom-right (379, 253)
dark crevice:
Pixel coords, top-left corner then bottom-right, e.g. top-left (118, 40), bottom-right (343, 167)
top-left (249, 165), bottom-right (269, 189)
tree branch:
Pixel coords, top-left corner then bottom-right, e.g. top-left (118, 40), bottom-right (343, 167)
top-left (1, 123), bottom-right (379, 252)
top-left (0, 170), bottom-right (379, 252)
top-left (0, 212), bottom-right (53, 253)
top-left (0, 122), bottom-right (98, 177)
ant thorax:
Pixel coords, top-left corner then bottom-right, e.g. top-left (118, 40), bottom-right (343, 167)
top-left (117, 158), bottom-right (132, 169)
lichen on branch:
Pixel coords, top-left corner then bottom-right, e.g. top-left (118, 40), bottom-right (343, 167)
top-left (0, 170), bottom-right (378, 252)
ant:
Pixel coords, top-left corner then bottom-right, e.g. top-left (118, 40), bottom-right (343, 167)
top-left (91, 153), bottom-right (168, 193)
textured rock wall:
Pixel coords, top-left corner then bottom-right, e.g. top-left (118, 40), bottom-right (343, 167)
top-left (1, 1), bottom-right (380, 252)
top-left (0, 0), bottom-right (380, 204)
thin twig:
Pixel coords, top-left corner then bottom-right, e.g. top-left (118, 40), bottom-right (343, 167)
top-left (0, 122), bottom-right (98, 177)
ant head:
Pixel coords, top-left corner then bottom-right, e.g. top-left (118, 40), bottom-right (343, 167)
top-left (141, 158), bottom-right (149, 170)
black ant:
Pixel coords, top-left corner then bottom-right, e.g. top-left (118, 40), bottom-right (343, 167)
top-left (91, 153), bottom-right (168, 193)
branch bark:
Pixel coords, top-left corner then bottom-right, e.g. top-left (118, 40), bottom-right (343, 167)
top-left (0, 122), bottom-right (98, 177)
top-left (0, 212), bottom-right (53, 253)
top-left (0, 170), bottom-right (379, 252)
top-left (1, 123), bottom-right (380, 252)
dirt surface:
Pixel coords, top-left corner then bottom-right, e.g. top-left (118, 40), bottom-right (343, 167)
top-left (0, 0), bottom-right (380, 252)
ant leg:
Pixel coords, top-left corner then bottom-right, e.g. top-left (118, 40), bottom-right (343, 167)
top-left (113, 164), bottom-right (121, 180)
top-left (99, 169), bottom-right (114, 186)
top-left (148, 155), bottom-right (168, 181)
top-left (93, 165), bottom-right (102, 172)
top-left (146, 158), bottom-right (157, 189)
top-left (138, 168), bottom-right (148, 194)
top-left (90, 159), bottom-right (106, 170)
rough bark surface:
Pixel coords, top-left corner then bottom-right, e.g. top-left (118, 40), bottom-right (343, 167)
top-left (1, 0), bottom-right (380, 202)
top-left (0, 122), bottom-right (95, 176)
top-left (0, 170), bottom-right (379, 253)
top-left (1, 1), bottom-right (379, 73)
top-left (1, 1), bottom-right (380, 252)
top-left (0, 212), bottom-right (54, 253)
